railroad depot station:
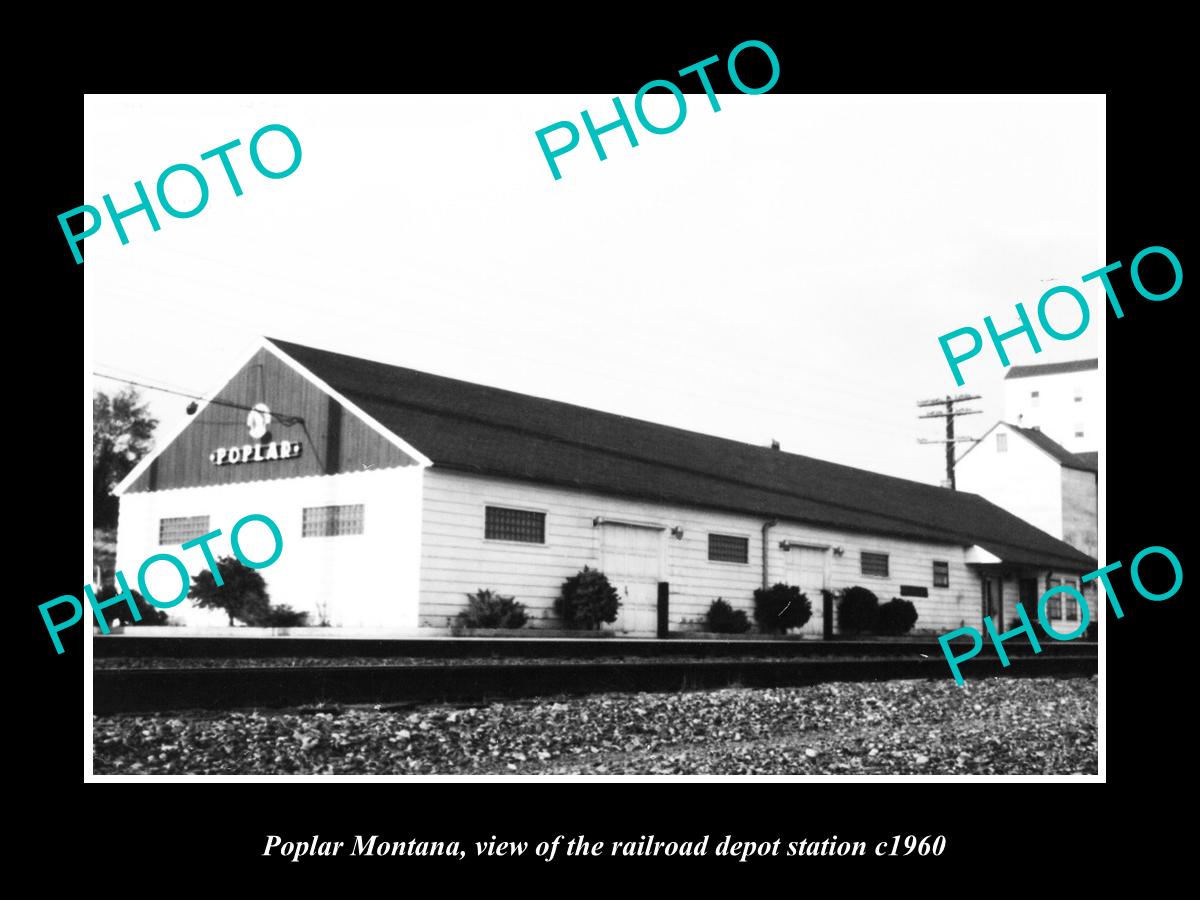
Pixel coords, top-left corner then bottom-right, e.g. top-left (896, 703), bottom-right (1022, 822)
top-left (113, 337), bottom-right (1098, 637)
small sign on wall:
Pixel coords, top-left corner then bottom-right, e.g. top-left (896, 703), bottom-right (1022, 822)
top-left (207, 403), bottom-right (303, 466)
top-left (210, 440), bottom-right (302, 466)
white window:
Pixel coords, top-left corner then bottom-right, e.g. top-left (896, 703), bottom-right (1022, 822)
top-left (1045, 576), bottom-right (1083, 622)
top-left (1075, 423), bottom-right (1085, 438)
top-left (159, 515), bottom-right (210, 545)
top-left (996, 433), bottom-right (1007, 453)
top-left (303, 504), bottom-right (364, 537)
top-left (1031, 390), bottom-right (1040, 407)
top-left (1074, 385), bottom-right (1083, 402)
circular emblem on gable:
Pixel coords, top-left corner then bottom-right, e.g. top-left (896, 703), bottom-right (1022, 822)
top-left (247, 403), bottom-right (272, 440)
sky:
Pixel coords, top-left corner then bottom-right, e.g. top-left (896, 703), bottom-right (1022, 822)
top-left (84, 94), bottom-right (1103, 487)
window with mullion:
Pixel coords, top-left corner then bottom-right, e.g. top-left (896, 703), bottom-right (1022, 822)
top-left (1045, 576), bottom-right (1081, 620)
top-left (933, 560), bottom-right (949, 587)
top-left (302, 504), bottom-right (365, 537)
top-left (861, 551), bottom-right (889, 577)
top-left (159, 515), bottom-right (210, 545)
top-left (485, 506), bottom-right (545, 543)
top-left (708, 534), bottom-right (749, 564)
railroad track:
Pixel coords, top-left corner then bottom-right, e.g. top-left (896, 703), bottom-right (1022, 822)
top-left (93, 653), bottom-right (1097, 714)
top-left (92, 634), bottom-right (1096, 661)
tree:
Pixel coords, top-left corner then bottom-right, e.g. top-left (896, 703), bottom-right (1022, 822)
top-left (93, 388), bottom-right (158, 529)
top-left (189, 556), bottom-right (271, 626)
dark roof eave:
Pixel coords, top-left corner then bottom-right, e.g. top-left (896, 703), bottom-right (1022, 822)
top-left (1004, 358), bottom-right (1099, 379)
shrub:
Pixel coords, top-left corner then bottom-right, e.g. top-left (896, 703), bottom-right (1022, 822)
top-left (555, 566), bottom-right (620, 629)
top-left (457, 589), bottom-right (528, 629)
top-left (253, 604), bottom-right (309, 628)
top-left (188, 555), bottom-right (270, 626)
top-left (705, 598), bottom-right (751, 634)
top-left (94, 583), bottom-right (169, 627)
top-left (837, 586), bottom-right (880, 634)
top-left (877, 597), bottom-right (919, 635)
top-left (752, 583), bottom-right (812, 634)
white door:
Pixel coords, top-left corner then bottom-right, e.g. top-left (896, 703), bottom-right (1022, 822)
top-left (784, 546), bottom-right (829, 637)
top-left (601, 524), bottom-right (663, 635)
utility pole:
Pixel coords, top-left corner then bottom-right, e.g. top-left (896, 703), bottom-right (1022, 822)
top-left (917, 394), bottom-right (982, 489)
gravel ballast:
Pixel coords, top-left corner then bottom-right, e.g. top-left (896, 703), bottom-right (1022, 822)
top-left (92, 676), bottom-right (1097, 775)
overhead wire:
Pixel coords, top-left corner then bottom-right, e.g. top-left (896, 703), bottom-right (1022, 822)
top-left (91, 372), bottom-right (306, 426)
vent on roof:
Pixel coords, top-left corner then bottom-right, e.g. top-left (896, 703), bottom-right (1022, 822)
top-left (770, 440), bottom-right (781, 451)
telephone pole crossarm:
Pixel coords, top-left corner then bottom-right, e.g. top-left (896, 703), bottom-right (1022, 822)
top-left (915, 393), bottom-right (984, 490)
top-left (918, 408), bottom-right (982, 418)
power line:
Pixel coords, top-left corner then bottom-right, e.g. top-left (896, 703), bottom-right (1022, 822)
top-left (916, 393), bottom-right (982, 490)
top-left (89, 361), bottom-right (201, 398)
top-left (92, 372), bottom-right (306, 426)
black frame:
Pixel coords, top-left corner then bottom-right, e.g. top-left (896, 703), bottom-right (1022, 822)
top-left (484, 506), bottom-right (546, 544)
top-left (708, 533), bottom-right (749, 564)
top-left (860, 551), bottom-right (889, 577)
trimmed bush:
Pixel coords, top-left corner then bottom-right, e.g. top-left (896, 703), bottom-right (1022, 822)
top-left (837, 585), bottom-right (880, 634)
top-left (254, 604), bottom-right (309, 628)
top-left (877, 597), bottom-right (919, 635)
top-left (457, 589), bottom-right (529, 629)
top-left (753, 583), bottom-right (812, 634)
top-left (555, 566), bottom-right (621, 630)
top-left (705, 598), bottom-right (751, 634)
top-left (94, 583), bottom-right (169, 628)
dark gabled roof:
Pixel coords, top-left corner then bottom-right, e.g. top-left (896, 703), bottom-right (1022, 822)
top-left (1004, 358), bottom-right (1098, 379)
top-left (1011, 426), bottom-right (1097, 473)
top-left (958, 421), bottom-right (1098, 475)
top-left (269, 338), bottom-right (1096, 573)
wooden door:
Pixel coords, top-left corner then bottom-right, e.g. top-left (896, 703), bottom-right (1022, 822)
top-left (784, 546), bottom-right (829, 637)
top-left (600, 524), bottom-right (663, 636)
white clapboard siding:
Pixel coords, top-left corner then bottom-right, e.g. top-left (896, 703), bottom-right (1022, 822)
top-left (419, 468), bottom-right (996, 634)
